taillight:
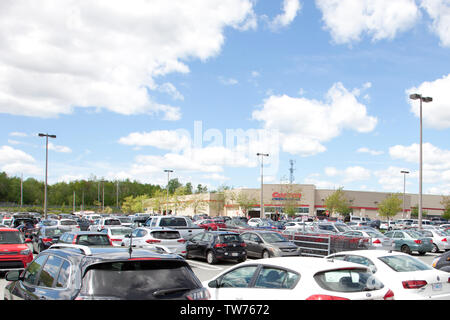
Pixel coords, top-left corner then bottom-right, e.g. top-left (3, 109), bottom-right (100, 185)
top-left (306, 295), bottom-right (349, 300)
top-left (383, 289), bottom-right (395, 300)
top-left (186, 288), bottom-right (210, 300)
top-left (177, 239), bottom-right (186, 243)
top-left (402, 280), bottom-right (427, 289)
top-left (373, 239), bottom-right (381, 244)
top-left (442, 238), bottom-right (447, 242)
top-left (72, 236), bottom-right (77, 244)
top-left (110, 238), bottom-right (122, 242)
top-left (214, 243), bottom-right (227, 248)
top-left (414, 240), bottom-right (422, 244)
top-left (146, 239), bottom-right (161, 244)
top-left (240, 242), bottom-right (247, 247)
top-left (42, 238), bottom-right (53, 243)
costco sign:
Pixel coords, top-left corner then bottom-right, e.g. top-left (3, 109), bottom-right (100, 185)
top-left (272, 192), bottom-right (302, 201)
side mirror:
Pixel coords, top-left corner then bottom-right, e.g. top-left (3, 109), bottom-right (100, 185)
top-left (208, 280), bottom-right (219, 288)
top-left (25, 238), bottom-right (32, 243)
top-left (5, 270), bottom-right (22, 282)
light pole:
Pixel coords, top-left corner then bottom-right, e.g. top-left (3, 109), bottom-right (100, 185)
top-left (164, 169), bottom-right (173, 215)
top-left (256, 153), bottom-right (269, 219)
top-left (38, 133), bottom-right (56, 219)
top-left (409, 93), bottom-right (432, 229)
top-left (400, 170), bottom-right (409, 218)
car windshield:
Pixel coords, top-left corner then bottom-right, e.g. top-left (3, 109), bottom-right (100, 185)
top-left (314, 268), bottom-right (383, 293)
top-left (260, 232), bottom-right (287, 243)
top-left (42, 220), bottom-right (58, 226)
top-left (0, 231), bottom-right (25, 244)
top-left (378, 255), bottom-right (433, 272)
top-left (104, 220), bottom-right (121, 225)
top-left (160, 217), bottom-right (187, 227)
top-left (335, 224), bottom-right (351, 232)
top-left (110, 228), bottom-right (132, 236)
top-left (117, 217), bottom-right (131, 223)
top-left (80, 260), bottom-right (199, 299)
top-left (365, 231), bottom-right (384, 238)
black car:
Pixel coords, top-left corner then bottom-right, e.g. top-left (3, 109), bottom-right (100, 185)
top-left (432, 250), bottom-right (450, 272)
top-left (58, 231), bottom-right (113, 247)
top-left (4, 245), bottom-right (209, 300)
top-left (186, 231), bottom-right (247, 264)
top-left (240, 230), bottom-right (300, 259)
top-left (31, 226), bottom-right (71, 254)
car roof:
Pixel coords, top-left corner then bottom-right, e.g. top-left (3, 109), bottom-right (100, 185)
top-left (65, 231), bottom-right (106, 235)
top-left (233, 256), bottom-right (371, 273)
top-left (0, 227), bottom-right (19, 232)
top-left (329, 249), bottom-right (408, 259)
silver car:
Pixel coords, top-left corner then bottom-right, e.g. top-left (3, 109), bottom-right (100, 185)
top-left (241, 230), bottom-right (300, 259)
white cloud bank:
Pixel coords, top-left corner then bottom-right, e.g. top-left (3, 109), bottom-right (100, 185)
top-left (0, 0), bottom-right (257, 120)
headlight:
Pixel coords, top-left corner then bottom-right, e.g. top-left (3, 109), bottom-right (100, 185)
top-left (20, 249), bottom-right (31, 255)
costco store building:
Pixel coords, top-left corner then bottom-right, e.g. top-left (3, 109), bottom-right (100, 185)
top-left (176, 184), bottom-right (446, 220)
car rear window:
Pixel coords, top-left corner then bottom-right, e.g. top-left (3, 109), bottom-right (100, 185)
top-left (80, 260), bottom-right (200, 299)
top-left (76, 234), bottom-right (111, 246)
top-left (314, 268), bottom-right (383, 293)
top-left (110, 228), bottom-right (131, 236)
top-left (151, 231), bottom-right (181, 240)
top-left (159, 217), bottom-right (187, 227)
top-left (0, 230), bottom-right (25, 244)
top-left (104, 219), bottom-right (121, 226)
top-left (218, 234), bottom-right (242, 243)
top-left (61, 220), bottom-right (77, 226)
top-left (378, 255), bottom-right (433, 272)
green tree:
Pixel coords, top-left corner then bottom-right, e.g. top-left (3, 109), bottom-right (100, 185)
top-left (324, 188), bottom-right (352, 218)
top-left (440, 196), bottom-right (450, 220)
top-left (379, 194), bottom-right (403, 221)
top-left (410, 205), bottom-right (428, 218)
top-left (231, 190), bottom-right (258, 216)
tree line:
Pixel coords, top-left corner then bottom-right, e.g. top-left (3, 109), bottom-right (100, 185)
top-left (0, 171), bottom-right (210, 212)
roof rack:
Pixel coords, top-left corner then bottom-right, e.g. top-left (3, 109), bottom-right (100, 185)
top-left (49, 243), bottom-right (92, 256)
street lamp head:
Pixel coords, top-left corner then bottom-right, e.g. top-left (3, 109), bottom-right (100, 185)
top-left (401, 170), bottom-right (410, 174)
top-left (409, 93), bottom-right (421, 100)
top-left (422, 97), bottom-right (433, 103)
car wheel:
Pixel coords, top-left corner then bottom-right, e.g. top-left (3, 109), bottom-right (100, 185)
top-left (237, 256), bottom-right (247, 263)
top-left (431, 244), bottom-right (439, 253)
top-left (418, 251), bottom-right (426, 255)
top-left (262, 250), bottom-right (270, 259)
top-left (206, 250), bottom-right (217, 264)
top-left (401, 244), bottom-right (411, 254)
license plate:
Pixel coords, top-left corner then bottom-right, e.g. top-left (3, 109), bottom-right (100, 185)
top-left (432, 283), bottom-right (443, 291)
top-left (232, 252), bottom-right (238, 257)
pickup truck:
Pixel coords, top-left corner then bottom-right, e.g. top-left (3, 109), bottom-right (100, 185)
top-left (144, 216), bottom-right (204, 240)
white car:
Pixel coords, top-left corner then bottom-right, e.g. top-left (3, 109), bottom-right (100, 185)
top-left (99, 226), bottom-right (132, 246)
top-left (380, 220), bottom-right (399, 231)
top-left (121, 227), bottom-right (187, 256)
top-left (326, 250), bottom-right (450, 300)
top-left (283, 221), bottom-right (313, 231)
top-left (439, 224), bottom-right (450, 230)
top-left (247, 218), bottom-right (264, 227)
top-left (203, 257), bottom-right (393, 300)
top-left (414, 228), bottom-right (450, 253)
top-left (53, 219), bottom-right (80, 231)
top-left (88, 218), bottom-right (122, 232)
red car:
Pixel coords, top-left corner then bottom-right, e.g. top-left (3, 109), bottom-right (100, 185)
top-left (196, 219), bottom-right (226, 231)
top-left (0, 227), bottom-right (34, 272)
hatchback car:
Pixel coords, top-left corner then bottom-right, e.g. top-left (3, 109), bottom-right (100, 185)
top-left (0, 227), bottom-right (34, 272)
top-left (186, 231), bottom-right (247, 264)
top-left (241, 231), bottom-right (300, 258)
top-left (342, 229), bottom-right (394, 249)
top-left (326, 250), bottom-right (450, 300)
top-left (204, 257), bottom-right (393, 300)
top-left (4, 245), bottom-right (209, 300)
top-left (121, 227), bottom-right (187, 256)
top-left (99, 226), bottom-right (132, 247)
top-left (432, 250), bottom-right (450, 273)
top-left (195, 219), bottom-right (226, 231)
top-left (384, 230), bottom-right (433, 255)
top-left (31, 226), bottom-right (71, 253)
top-left (58, 231), bottom-right (113, 247)
top-left (412, 228), bottom-right (450, 253)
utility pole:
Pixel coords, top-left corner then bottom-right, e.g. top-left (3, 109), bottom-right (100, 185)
top-left (257, 153), bottom-right (269, 219)
top-left (289, 160), bottom-right (295, 184)
top-left (164, 170), bottom-right (173, 215)
top-left (38, 133), bottom-right (56, 219)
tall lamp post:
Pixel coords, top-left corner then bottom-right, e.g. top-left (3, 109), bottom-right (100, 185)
top-left (256, 153), bottom-right (269, 219)
top-left (400, 170), bottom-right (410, 218)
top-left (38, 133), bottom-right (56, 219)
top-left (409, 93), bottom-right (432, 229)
top-left (164, 169), bottom-right (173, 215)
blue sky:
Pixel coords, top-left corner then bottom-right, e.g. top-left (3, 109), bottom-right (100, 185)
top-left (1, 0), bottom-right (450, 195)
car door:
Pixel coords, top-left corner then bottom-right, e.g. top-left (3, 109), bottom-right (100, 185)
top-left (199, 232), bottom-right (214, 258)
top-left (186, 233), bottom-right (204, 258)
top-left (8, 254), bottom-right (48, 300)
top-left (250, 233), bottom-right (264, 257)
top-left (210, 265), bottom-right (260, 300)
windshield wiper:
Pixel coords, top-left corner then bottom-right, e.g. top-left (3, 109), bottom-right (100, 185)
top-left (152, 287), bottom-right (192, 297)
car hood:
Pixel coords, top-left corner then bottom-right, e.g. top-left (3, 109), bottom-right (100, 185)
top-left (270, 241), bottom-right (297, 248)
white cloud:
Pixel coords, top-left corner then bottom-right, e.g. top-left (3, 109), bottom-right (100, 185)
top-left (218, 76), bottom-right (239, 86)
top-left (269, 0), bottom-right (302, 30)
top-left (252, 82), bottom-right (377, 156)
top-left (324, 166), bottom-right (371, 182)
top-left (0, 145), bottom-right (40, 175)
top-left (0, 0), bottom-right (256, 120)
top-left (357, 147), bottom-right (384, 156)
top-left (48, 142), bottom-right (72, 153)
top-left (156, 83), bottom-right (184, 101)
top-left (118, 130), bottom-right (192, 152)
top-left (315, 0), bottom-right (420, 44)
top-left (9, 132), bottom-right (28, 137)
top-left (421, 0), bottom-right (450, 47)
top-left (407, 74), bottom-right (450, 129)
top-left (390, 142), bottom-right (450, 171)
